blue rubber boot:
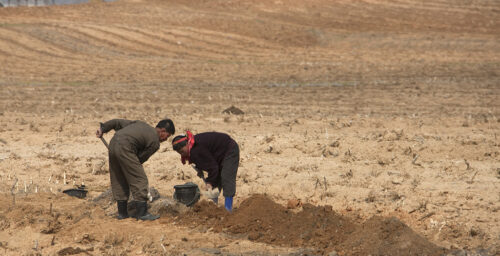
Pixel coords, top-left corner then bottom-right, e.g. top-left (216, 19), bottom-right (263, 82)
top-left (225, 196), bottom-right (233, 212)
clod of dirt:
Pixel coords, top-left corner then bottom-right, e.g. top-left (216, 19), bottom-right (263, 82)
top-left (57, 246), bottom-right (93, 256)
top-left (327, 251), bottom-right (339, 256)
top-left (41, 218), bottom-right (62, 234)
top-left (0, 215), bottom-right (10, 230)
top-left (286, 198), bottom-right (302, 209)
top-left (198, 248), bottom-right (222, 254)
top-left (445, 249), bottom-right (491, 256)
top-left (330, 141), bottom-right (340, 147)
top-left (149, 198), bottom-right (188, 216)
top-left (222, 106), bottom-right (244, 115)
top-left (76, 234), bottom-right (96, 245)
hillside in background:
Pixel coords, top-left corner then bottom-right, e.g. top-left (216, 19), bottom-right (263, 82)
top-left (0, 1), bottom-right (499, 255)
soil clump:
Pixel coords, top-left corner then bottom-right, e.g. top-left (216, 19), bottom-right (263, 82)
top-left (222, 106), bottom-right (245, 115)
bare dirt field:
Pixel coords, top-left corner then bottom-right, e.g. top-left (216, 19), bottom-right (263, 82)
top-left (0, 0), bottom-right (499, 255)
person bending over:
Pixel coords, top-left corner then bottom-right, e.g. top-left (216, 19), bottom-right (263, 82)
top-left (172, 131), bottom-right (239, 212)
top-left (96, 118), bottom-right (175, 220)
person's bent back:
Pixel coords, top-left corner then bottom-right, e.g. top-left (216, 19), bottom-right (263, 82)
top-left (172, 131), bottom-right (239, 212)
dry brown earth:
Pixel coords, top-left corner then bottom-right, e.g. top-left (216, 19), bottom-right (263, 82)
top-left (0, 0), bottom-right (499, 255)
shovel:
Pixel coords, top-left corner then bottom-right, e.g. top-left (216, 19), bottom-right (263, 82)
top-left (100, 137), bottom-right (109, 150)
top-left (101, 137), bottom-right (109, 150)
top-left (98, 123), bottom-right (109, 150)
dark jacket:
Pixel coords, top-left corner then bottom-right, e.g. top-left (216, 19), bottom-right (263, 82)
top-left (101, 119), bottom-right (160, 164)
top-left (189, 132), bottom-right (236, 186)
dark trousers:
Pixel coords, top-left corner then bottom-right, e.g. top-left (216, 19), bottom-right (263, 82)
top-left (220, 143), bottom-right (239, 197)
top-left (108, 137), bottom-right (149, 201)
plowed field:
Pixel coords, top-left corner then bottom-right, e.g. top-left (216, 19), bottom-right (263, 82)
top-left (0, 0), bottom-right (499, 255)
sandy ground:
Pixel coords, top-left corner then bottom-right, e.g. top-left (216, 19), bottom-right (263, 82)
top-left (0, 0), bottom-right (499, 255)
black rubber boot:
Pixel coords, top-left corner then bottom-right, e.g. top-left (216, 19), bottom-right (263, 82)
top-left (116, 200), bottom-right (129, 220)
top-left (136, 201), bottom-right (159, 221)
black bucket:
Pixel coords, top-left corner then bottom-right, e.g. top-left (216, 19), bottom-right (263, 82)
top-left (63, 185), bottom-right (88, 199)
top-left (173, 182), bottom-right (200, 206)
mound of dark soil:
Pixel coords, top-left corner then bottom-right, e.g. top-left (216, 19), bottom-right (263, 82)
top-left (338, 216), bottom-right (445, 256)
top-left (175, 194), bottom-right (446, 256)
top-left (221, 195), bottom-right (356, 250)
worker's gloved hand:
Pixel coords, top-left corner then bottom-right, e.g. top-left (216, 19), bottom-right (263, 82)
top-left (96, 123), bottom-right (105, 138)
top-left (201, 187), bottom-right (220, 204)
top-left (96, 128), bottom-right (103, 138)
top-left (205, 183), bottom-right (213, 191)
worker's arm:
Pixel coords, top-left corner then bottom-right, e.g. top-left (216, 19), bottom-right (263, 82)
top-left (190, 148), bottom-right (219, 187)
top-left (137, 140), bottom-right (160, 164)
top-left (101, 119), bottom-right (134, 133)
top-left (96, 119), bottom-right (134, 138)
top-left (191, 165), bottom-right (205, 180)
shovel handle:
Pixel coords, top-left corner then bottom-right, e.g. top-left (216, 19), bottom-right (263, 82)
top-left (98, 123), bottom-right (109, 150)
top-left (100, 137), bottom-right (109, 150)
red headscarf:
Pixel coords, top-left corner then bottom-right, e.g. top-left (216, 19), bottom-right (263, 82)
top-left (180, 130), bottom-right (195, 164)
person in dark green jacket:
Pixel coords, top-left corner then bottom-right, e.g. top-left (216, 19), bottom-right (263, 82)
top-left (96, 119), bottom-right (174, 221)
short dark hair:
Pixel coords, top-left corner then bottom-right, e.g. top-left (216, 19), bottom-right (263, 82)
top-left (156, 119), bottom-right (175, 134)
top-left (172, 135), bottom-right (187, 151)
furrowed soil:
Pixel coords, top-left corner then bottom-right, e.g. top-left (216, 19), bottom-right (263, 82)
top-left (0, 0), bottom-right (499, 255)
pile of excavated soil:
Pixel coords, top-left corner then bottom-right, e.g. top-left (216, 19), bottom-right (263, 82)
top-left (174, 194), bottom-right (446, 255)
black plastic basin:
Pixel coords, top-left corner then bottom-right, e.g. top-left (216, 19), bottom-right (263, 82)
top-left (173, 182), bottom-right (200, 206)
